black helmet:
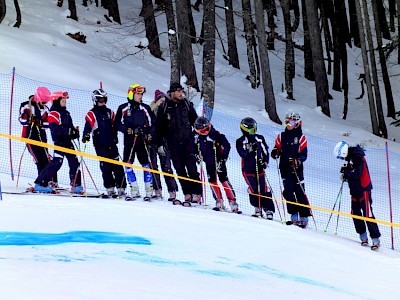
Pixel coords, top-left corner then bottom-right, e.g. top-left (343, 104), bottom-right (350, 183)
top-left (194, 116), bottom-right (211, 135)
top-left (92, 89), bottom-right (108, 105)
top-left (240, 117), bottom-right (257, 135)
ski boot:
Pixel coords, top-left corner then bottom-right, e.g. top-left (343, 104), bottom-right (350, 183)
top-left (213, 199), bottom-right (225, 211)
top-left (264, 210), bottom-right (274, 221)
top-left (34, 184), bottom-right (54, 193)
top-left (229, 201), bottom-right (242, 214)
top-left (298, 217), bottom-right (308, 228)
top-left (371, 238), bottom-right (380, 250)
top-left (168, 191), bottom-right (177, 202)
top-left (252, 207), bottom-right (263, 218)
top-left (72, 186), bottom-right (85, 194)
top-left (360, 233), bottom-right (369, 246)
top-left (192, 194), bottom-right (202, 204)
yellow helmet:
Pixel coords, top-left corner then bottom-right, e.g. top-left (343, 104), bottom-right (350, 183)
top-left (127, 83), bottom-right (146, 100)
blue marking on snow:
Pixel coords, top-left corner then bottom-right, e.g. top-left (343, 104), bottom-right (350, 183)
top-left (124, 250), bottom-right (196, 267)
top-left (239, 263), bottom-right (345, 292)
top-left (195, 269), bottom-right (241, 278)
top-left (0, 231), bottom-right (152, 246)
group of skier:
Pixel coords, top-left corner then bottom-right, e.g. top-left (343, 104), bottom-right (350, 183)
top-left (19, 83), bottom-right (381, 249)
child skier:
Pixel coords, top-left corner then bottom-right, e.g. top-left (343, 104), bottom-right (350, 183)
top-left (334, 141), bottom-right (381, 250)
top-left (19, 87), bottom-right (56, 183)
top-left (194, 116), bottom-right (240, 213)
top-left (34, 91), bottom-right (83, 193)
top-left (115, 83), bottom-right (156, 201)
top-left (271, 112), bottom-right (311, 227)
top-left (82, 89), bottom-right (127, 198)
top-left (236, 117), bottom-right (275, 219)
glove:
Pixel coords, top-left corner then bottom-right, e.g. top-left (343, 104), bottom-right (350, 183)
top-left (31, 116), bottom-right (41, 126)
top-left (246, 142), bottom-right (258, 153)
top-left (340, 173), bottom-right (347, 182)
top-left (216, 159), bottom-right (225, 172)
top-left (158, 145), bottom-right (166, 156)
top-left (146, 133), bottom-right (152, 141)
top-left (21, 109), bottom-right (31, 120)
top-left (195, 154), bottom-right (203, 164)
top-left (134, 128), bottom-right (143, 136)
top-left (289, 157), bottom-right (301, 169)
top-left (258, 158), bottom-right (267, 169)
top-left (127, 128), bottom-right (133, 135)
top-left (69, 127), bottom-right (79, 139)
top-left (82, 133), bottom-right (91, 143)
top-left (340, 165), bottom-right (349, 174)
top-left (271, 147), bottom-right (280, 159)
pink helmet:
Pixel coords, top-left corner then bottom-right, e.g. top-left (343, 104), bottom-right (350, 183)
top-left (34, 87), bottom-right (51, 105)
top-left (49, 91), bottom-right (69, 102)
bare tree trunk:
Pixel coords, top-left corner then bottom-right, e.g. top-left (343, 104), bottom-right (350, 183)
top-left (301, 0), bottom-right (314, 80)
top-left (265, 0), bottom-right (276, 50)
top-left (305, 0), bottom-right (330, 117)
top-left (371, 0), bottom-right (396, 118)
top-left (348, 0), bottom-right (360, 47)
top-left (201, 0), bottom-right (216, 120)
top-left (397, 0), bottom-right (400, 64)
top-left (389, 0), bottom-right (396, 31)
top-left (254, 0), bottom-right (281, 124)
top-left (354, 0), bottom-right (379, 136)
top-left (187, 0), bottom-right (197, 43)
top-left (68, 0), bottom-right (78, 21)
top-left (176, 0), bottom-right (199, 90)
top-left (319, 1), bottom-right (332, 75)
top-left (362, 0), bottom-right (387, 138)
top-left (224, 0), bottom-right (240, 69)
top-left (83, 0), bottom-right (88, 7)
top-left (165, 0), bottom-right (180, 85)
top-left (242, 0), bottom-right (257, 89)
top-left (107, 0), bottom-right (121, 24)
top-left (57, 0), bottom-right (63, 7)
top-left (140, 0), bottom-right (163, 59)
top-left (13, 0), bottom-right (21, 28)
top-left (280, 0), bottom-right (294, 100)
top-left (0, 0), bottom-right (6, 23)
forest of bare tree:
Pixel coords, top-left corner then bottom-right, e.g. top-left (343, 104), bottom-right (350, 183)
top-left (1, 0), bottom-right (399, 137)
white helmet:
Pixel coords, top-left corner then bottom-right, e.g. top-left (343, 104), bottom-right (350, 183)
top-left (334, 141), bottom-right (349, 160)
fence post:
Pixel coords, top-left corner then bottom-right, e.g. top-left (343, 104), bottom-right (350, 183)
top-left (9, 67), bottom-right (16, 180)
top-left (385, 141), bottom-right (394, 250)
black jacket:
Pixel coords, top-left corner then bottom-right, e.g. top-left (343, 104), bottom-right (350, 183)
top-left (115, 101), bottom-right (155, 145)
top-left (47, 101), bottom-right (78, 148)
top-left (195, 127), bottom-right (230, 165)
top-left (156, 96), bottom-right (198, 146)
top-left (83, 105), bottom-right (118, 148)
top-left (236, 134), bottom-right (269, 174)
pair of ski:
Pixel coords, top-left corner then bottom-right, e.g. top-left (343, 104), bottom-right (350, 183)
top-left (125, 195), bottom-right (162, 201)
top-left (213, 206), bottom-right (242, 214)
top-left (3, 187), bottom-right (104, 198)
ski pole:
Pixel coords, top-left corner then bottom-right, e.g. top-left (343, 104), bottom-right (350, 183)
top-left (255, 149), bottom-right (261, 215)
top-left (335, 186), bottom-right (343, 235)
top-left (197, 142), bottom-right (206, 206)
top-left (293, 167), bottom-right (317, 229)
top-left (71, 139), bottom-right (87, 193)
top-left (120, 134), bottom-right (138, 189)
top-left (143, 137), bottom-right (162, 194)
top-left (276, 159), bottom-right (287, 221)
top-left (265, 172), bottom-right (283, 222)
top-left (324, 179), bottom-right (344, 232)
top-left (16, 121), bottom-right (35, 187)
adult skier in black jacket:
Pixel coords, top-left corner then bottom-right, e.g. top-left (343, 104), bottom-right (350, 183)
top-left (156, 82), bottom-right (202, 204)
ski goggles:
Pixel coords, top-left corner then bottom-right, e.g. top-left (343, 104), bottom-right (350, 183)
top-left (195, 125), bottom-right (211, 136)
top-left (285, 118), bottom-right (297, 127)
top-left (128, 86), bottom-right (146, 94)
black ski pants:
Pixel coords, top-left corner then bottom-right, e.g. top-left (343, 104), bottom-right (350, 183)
top-left (149, 144), bottom-right (178, 192)
top-left (95, 145), bottom-right (126, 189)
top-left (351, 190), bottom-right (381, 239)
top-left (242, 171), bottom-right (275, 212)
top-left (168, 140), bottom-right (202, 196)
top-left (35, 146), bottom-right (81, 187)
top-left (281, 170), bottom-right (311, 217)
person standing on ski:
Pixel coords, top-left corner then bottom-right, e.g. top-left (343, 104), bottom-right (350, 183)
top-left (236, 117), bottom-right (275, 219)
top-left (155, 82), bottom-right (202, 205)
top-left (115, 83), bottom-right (156, 201)
top-left (34, 91), bottom-right (83, 194)
top-left (19, 88), bottom-right (55, 182)
top-left (271, 112), bottom-right (311, 227)
top-left (149, 89), bottom-right (178, 201)
top-left (194, 116), bottom-right (239, 213)
top-left (82, 89), bottom-right (126, 198)
top-left (334, 141), bottom-right (381, 249)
